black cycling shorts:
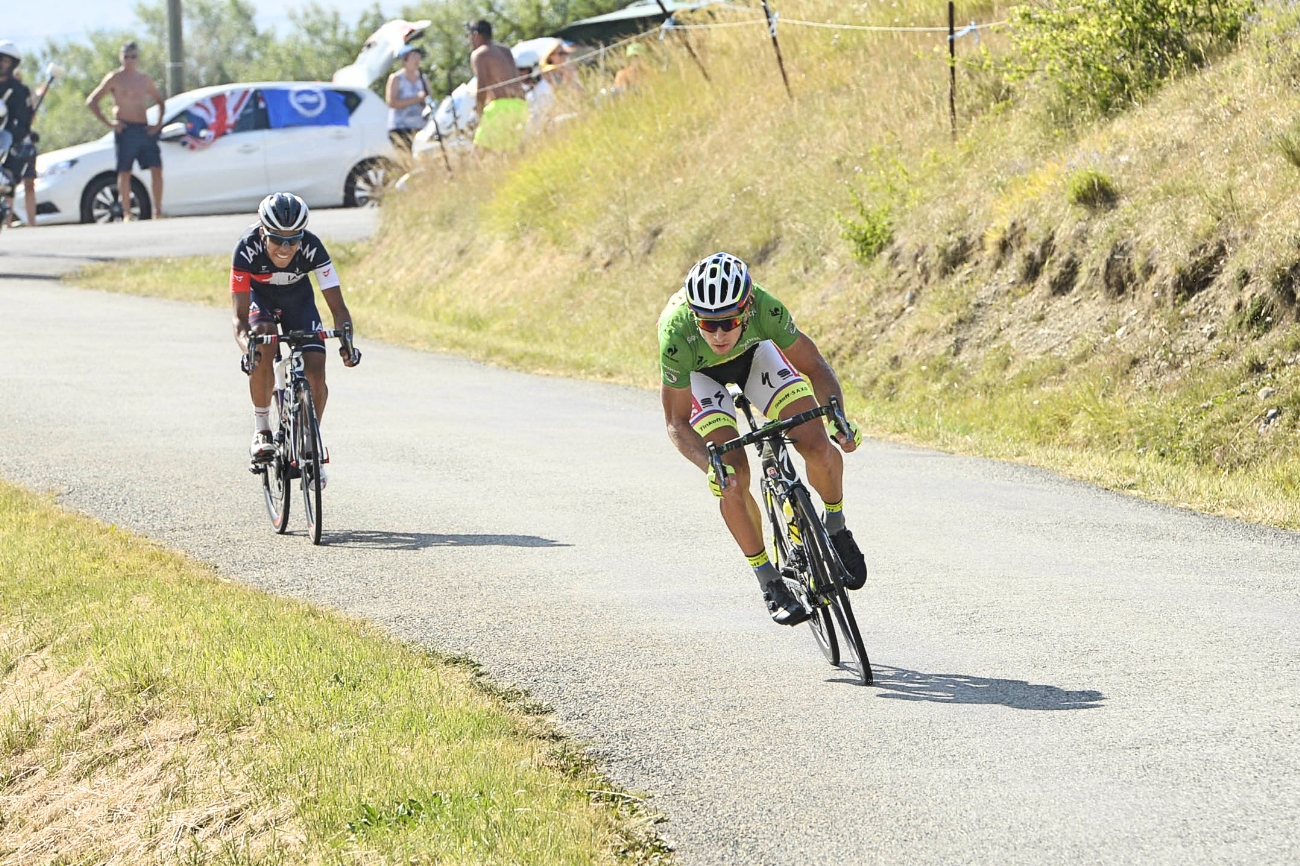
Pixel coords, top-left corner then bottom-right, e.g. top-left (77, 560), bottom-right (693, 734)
top-left (249, 281), bottom-right (325, 354)
top-left (114, 122), bottom-right (162, 173)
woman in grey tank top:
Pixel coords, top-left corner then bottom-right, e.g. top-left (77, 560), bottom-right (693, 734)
top-left (386, 45), bottom-right (429, 150)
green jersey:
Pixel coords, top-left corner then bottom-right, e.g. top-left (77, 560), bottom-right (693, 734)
top-left (657, 284), bottom-right (799, 388)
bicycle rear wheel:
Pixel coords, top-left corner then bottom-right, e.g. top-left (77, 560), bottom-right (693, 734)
top-left (262, 391), bottom-right (291, 533)
top-left (794, 486), bottom-right (872, 685)
top-left (295, 380), bottom-right (323, 545)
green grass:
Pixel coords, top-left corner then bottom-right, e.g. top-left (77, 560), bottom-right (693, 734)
top-left (65, 1), bottom-right (1300, 530)
top-left (0, 480), bottom-right (666, 864)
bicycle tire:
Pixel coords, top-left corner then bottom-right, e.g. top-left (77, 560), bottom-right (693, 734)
top-left (262, 390), bottom-right (291, 533)
top-left (793, 486), bottom-right (872, 685)
top-left (765, 486), bottom-right (838, 665)
top-left (295, 380), bottom-right (324, 545)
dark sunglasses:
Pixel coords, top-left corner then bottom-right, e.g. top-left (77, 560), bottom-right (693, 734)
top-left (696, 314), bottom-right (745, 333)
top-left (265, 232), bottom-right (303, 247)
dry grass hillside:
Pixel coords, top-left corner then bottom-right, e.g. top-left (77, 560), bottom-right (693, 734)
top-left (77, 0), bottom-right (1300, 527)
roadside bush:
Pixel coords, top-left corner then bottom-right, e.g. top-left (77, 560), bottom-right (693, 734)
top-left (1066, 168), bottom-right (1119, 210)
top-left (1276, 118), bottom-right (1300, 170)
top-left (1007, 0), bottom-right (1254, 124)
top-left (839, 191), bottom-right (893, 265)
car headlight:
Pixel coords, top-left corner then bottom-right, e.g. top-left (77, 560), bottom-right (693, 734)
top-left (38, 158), bottom-right (77, 179)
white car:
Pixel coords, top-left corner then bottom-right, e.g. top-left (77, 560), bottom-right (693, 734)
top-left (18, 81), bottom-right (398, 224)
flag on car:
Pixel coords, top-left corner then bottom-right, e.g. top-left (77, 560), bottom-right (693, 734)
top-left (263, 87), bottom-right (351, 128)
top-left (184, 89), bottom-right (254, 149)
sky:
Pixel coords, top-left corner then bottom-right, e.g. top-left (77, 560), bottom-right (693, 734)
top-left (9, 0), bottom-right (394, 58)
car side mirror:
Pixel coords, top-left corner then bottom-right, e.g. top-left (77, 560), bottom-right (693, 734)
top-left (159, 122), bottom-right (187, 142)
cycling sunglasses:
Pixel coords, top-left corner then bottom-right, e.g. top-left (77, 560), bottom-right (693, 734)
top-left (265, 231), bottom-right (303, 247)
top-left (695, 313), bottom-right (746, 333)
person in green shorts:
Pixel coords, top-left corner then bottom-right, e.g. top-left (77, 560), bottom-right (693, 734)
top-left (659, 252), bottom-right (868, 626)
top-left (468, 19), bottom-right (528, 152)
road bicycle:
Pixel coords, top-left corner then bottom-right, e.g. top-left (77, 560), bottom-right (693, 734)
top-left (707, 390), bottom-right (873, 685)
top-left (244, 326), bottom-right (353, 545)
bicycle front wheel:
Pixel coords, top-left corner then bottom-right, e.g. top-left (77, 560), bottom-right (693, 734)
top-left (295, 380), bottom-right (323, 545)
top-left (794, 486), bottom-right (872, 685)
top-left (765, 485), bottom-right (838, 665)
top-left (262, 391), bottom-right (291, 533)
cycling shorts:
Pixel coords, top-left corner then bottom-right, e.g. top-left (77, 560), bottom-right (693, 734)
top-left (248, 281), bottom-right (325, 354)
top-left (689, 340), bottom-right (814, 437)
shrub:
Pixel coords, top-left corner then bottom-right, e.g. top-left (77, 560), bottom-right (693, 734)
top-left (1066, 169), bottom-right (1119, 209)
top-left (839, 191), bottom-right (893, 265)
top-left (1007, 0), bottom-right (1254, 124)
top-left (1277, 119), bottom-right (1300, 170)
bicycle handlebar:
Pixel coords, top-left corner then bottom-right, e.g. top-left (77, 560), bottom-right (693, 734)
top-left (704, 396), bottom-right (851, 488)
top-left (243, 325), bottom-right (356, 374)
top-left (248, 328), bottom-right (349, 346)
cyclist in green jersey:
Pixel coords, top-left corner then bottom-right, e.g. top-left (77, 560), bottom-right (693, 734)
top-left (660, 252), bottom-right (867, 625)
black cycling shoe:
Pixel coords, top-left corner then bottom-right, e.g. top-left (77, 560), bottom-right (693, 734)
top-left (763, 579), bottom-right (811, 626)
top-left (830, 528), bottom-right (868, 590)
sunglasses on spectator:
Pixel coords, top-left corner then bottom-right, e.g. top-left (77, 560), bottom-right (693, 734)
top-left (265, 232), bottom-right (303, 247)
top-left (695, 314), bottom-right (746, 333)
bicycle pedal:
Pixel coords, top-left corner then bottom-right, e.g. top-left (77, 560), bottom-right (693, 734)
top-left (248, 462), bottom-right (267, 475)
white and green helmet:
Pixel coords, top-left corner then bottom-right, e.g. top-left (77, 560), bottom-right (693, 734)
top-left (684, 252), bottom-right (752, 316)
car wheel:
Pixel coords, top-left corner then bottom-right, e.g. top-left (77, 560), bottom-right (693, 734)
top-left (344, 159), bottom-right (394, 208)
top-left (80, 174), bottom-right (152, 223)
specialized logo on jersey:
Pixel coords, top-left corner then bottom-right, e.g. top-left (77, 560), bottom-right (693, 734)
top-left (321, 267), bottom-right (332, 279)
top-left (663, 369), bottom-right (678, 384)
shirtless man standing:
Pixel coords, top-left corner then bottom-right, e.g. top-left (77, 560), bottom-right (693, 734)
top-left (86, 42), bottom-right (166, 221)
top-left (467, 20), bottom-right (528, 153)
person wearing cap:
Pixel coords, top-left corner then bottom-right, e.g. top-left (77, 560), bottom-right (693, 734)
top-left (386, 44), bottom-right (430, 152)
top-left (466, 19), bottom-right (528, 152)
top-left (614, 42), bottom-right (651, 91)
top-left (0, 41), bottom-right (37, 227)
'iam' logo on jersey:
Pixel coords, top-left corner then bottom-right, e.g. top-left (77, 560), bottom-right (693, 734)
top-left (289, 86), bottom-right (327, 118)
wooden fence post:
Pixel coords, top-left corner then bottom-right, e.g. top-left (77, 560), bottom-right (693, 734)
top-left (948, 1), bottom-right (957, 139)
top-left (760, 0), bottom-right (793, 99)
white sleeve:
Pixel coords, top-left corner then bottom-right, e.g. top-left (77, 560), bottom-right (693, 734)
top-left (313, 261), bottom-right (341, 290)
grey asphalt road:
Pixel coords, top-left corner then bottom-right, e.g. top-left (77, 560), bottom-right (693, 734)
top-left (2, 215), bottom-right (1299, 865)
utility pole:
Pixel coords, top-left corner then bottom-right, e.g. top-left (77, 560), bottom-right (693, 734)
top-left (166, 0), bottom-right (184, 95)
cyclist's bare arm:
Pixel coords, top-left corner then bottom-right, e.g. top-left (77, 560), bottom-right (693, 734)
top-left (662, 385), bottom-right (711, 471)
top-left (231, 290), bottom-right (253, 353)
top-left (782, 332), bottom-right (857, 452)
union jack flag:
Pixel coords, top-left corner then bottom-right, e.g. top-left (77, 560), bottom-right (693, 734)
top-left (183, 89), bottom-right (254, 149)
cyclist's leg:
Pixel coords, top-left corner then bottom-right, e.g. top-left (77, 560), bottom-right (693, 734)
top-left (246, 295), bottom-right (277, 408)
top-left (688, 374), bottom-right (764, 555)
top-left (742, 341), bottom-right (843, 505)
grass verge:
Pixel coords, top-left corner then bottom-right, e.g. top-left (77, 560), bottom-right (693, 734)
top-left (0, 479), bottom-right (668, 865)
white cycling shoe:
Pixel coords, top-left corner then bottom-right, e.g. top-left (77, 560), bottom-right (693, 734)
top-left (249, 431), bottom-right (275, 461)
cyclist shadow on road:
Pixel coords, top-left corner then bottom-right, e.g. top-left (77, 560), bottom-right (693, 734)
top-left (867, 666), bottom-right (1104, 710)
top-left (327, 529), bottom-right (570, 551)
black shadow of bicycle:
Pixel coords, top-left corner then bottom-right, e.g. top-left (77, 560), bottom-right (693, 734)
top-left (326, 529), bottom-right (570, 551)
top-left (868, 665), bottom-right (1104, 710)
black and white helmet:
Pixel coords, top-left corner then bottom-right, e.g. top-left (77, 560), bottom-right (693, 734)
top-left (0, 42), bottom-right (20, 68)
top-left (684, 252), bottom-right (752, 316)
top-left (257, 192), bottom-right (309, 235)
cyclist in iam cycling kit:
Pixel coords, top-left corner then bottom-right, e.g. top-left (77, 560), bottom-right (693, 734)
top-left (660, 253), bottom-right (868, 625)
top-left (232, 193), bottom-right (360, 486)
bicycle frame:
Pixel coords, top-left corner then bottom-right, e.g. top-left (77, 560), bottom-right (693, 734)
top-left (722, 389), bottom-right (842, 595)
